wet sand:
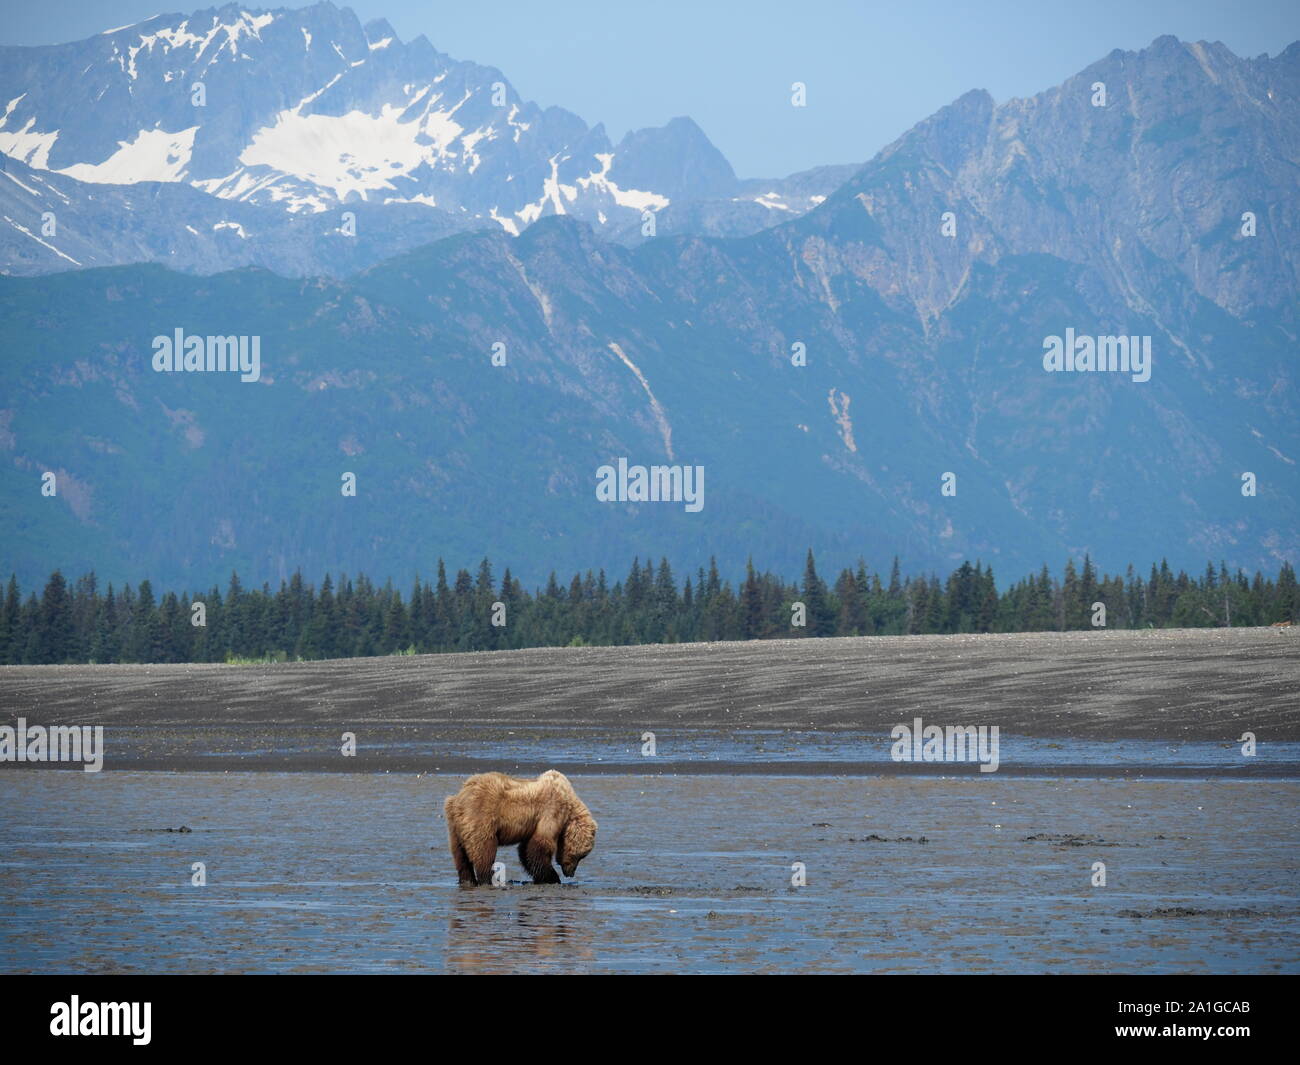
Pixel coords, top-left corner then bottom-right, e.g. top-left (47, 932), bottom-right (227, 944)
top-left (1, 771), bottom-right (1295, 974)
top-left (0, 628), bottom-right (1296, 774)
top-left (1, 628), bottom-right (1296, 973)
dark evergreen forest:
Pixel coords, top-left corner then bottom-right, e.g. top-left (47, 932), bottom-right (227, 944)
top-left (4, 552), bottom-right (1296, 665)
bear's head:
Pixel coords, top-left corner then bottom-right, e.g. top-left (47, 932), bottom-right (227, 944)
top-left (558, 811), bottom-right (597, 878)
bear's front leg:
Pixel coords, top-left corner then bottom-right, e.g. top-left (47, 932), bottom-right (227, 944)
top-left (521, 835), bottom-right (561, 884)
top-left (470, 842), bottom-right (498, 887)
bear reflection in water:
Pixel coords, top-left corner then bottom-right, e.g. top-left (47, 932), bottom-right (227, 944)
top-left (446, 890), bottom-right (598, 971)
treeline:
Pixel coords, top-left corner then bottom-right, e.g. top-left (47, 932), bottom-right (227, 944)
top-left (1, 552), bottom-right (1296, 665)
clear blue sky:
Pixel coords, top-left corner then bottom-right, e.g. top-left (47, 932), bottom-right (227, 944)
top-left (3, 1), bottom-right (1297, 177)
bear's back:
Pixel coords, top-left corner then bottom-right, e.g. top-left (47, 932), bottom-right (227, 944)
top-left (446, 770), bottom-right (575, 817)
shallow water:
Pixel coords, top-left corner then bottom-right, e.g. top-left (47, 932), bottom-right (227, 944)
top-left (1, 771), bottom-right (1296, 973)
top-left (66, 724), bottom-right (1300, 776)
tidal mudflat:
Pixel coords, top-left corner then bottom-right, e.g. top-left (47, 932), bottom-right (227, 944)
top-left (2, 628), bottom-right (1296, 973)
top-left (1, 771), bottom-right (1296, 974)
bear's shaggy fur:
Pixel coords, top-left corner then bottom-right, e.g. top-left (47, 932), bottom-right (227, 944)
top-left (443, 770), bottom-right (597, 886)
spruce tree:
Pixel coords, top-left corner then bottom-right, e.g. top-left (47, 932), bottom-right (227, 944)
top-left (36, 570), bottom-right (74, 664)
top-left (741, 558), bottom-right (763, 640)
top-left (798, 550), bottom-right (834, 637)
top-left (0, 574), bottom-right (18, 663)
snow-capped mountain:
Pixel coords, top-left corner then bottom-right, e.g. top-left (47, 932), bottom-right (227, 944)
top-left (0, 30), bottom-right (1296, 593)
top-left (0, 2), bottom-right (848, 274)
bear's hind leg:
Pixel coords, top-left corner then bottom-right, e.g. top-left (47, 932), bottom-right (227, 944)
top-left (522, 835), bottom-right (561, 884)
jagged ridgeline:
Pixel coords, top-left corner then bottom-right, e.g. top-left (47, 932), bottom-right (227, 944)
top-left (0, 10), bottom-right (1296, 596)
top-left (0, 3), bottom-right (842, 273)
top-left (4, 554), bottom-right (1296, 664)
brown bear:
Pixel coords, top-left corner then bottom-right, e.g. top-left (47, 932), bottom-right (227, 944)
top-left (443, 770), bottom-right (597, 886)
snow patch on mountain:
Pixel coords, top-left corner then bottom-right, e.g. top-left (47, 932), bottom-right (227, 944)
top-left (490, 207), bottom-right (519, 235)
top-left (193, 166), bottom-right (331, 212)
top-left (129, 11), bottom-right (276, 62)
top-left (100, 18), bottom-right (159, 36)
top-left (0, 4), bottom-right (845, 250)
top-left (0, 97), bottom-right (60, 170)
top-left (3, 213), bottom-right (80, 264)
top-left (2, 169), bottom-right (41, 197)
top-left (576, 153), bottom-right (669, 211)
top-left (59, 126), bottom-right (199, 184)
top-left (220, 72), bottom-right (498, 205)
top-left (750, 191), bottom-right (793, 211)
top-left (0, 116), bottom-right (59, 170)
top-left (238, 105), bottom-right (432, 201)
top-left (511, 155), bottom-right (580, 227)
